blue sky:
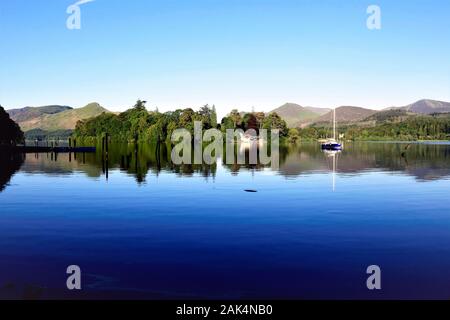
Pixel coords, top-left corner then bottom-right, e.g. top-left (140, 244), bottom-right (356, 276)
top-left (1, 0), bottom-right (449, 118)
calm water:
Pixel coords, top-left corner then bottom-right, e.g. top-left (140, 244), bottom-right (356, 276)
top-left (1, 142), bottom-right (450, 299)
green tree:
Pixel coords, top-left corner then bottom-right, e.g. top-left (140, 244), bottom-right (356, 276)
top-left (242, 113), bottom-right (258, 131)
top-left (262, 112), bottom-right (288, 137)
top-left (229, 109), bottom-right (242, 129)
top-left (199, 104), bottom-right (214, 129)
top-left (134, 99), bottom-right (147, 111)
top-left (211, 105), bottom-right (218, 128)
top-left (220, 116), bottom-right (235, 132)
top-left (288, 128), bottom-right (300, 143)
top-left (254, 112), bottom-right (265, 129)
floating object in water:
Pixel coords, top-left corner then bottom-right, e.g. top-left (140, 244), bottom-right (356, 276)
top-left (321, 140), bottom-right (342, 150)
top-left (321, 108), bottom-right (342, 151)
top-left (244, 189), bottom-right (258, 193)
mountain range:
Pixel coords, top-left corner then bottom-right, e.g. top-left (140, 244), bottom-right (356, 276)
top-left (6, 105), bottom-right (72, 123)
top-left (387, 99), bottom-right (450, 114)
top-left (270, 103), bottom-right (330, 127)
top-left (5, 99), bottom-right (450, 136)
top-left (270, 99), bottom-right (450, 128)
top-left (7, 103), bottom-right (109, 133)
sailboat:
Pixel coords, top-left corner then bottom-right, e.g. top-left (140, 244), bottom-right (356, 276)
top-left (321, 108), bottom-right (342, 150)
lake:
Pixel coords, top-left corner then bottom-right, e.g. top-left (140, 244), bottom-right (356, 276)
top-left (1, 141), bottom-right (450, 299)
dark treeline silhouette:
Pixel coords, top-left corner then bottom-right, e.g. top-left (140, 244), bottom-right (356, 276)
top-left (0, 106), bottom-right (24, 145)
top-left (0, 153), bottom-right (24, 192)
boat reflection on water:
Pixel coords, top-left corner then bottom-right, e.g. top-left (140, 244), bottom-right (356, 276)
top-left (322, 149), bottom-right (341, 192)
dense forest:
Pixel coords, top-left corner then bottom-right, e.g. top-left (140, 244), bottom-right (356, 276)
top-left (25, 128), bottom-right (73, 140)
top-left (73, 100), bottom-right (289, 143)
top-left (70, 100), bottom-right (450, 143)
top-left (297, 114), bottom-right (450, 141)
top-left (0, 105), bottom-right (24, 145)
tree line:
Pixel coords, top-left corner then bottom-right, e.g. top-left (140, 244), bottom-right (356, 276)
top-left (296, 114), bottom-right (450, 141)
top-left (0, 106), bottom-right (24, 145)
top-left (73, 100), bottom-right (289, 143)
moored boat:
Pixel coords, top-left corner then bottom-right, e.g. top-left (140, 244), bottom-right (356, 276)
top-left (321, 108), bottom-right (342, 150)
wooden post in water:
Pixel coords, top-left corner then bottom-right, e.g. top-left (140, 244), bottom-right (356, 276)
top-left (68, 137), bottom-right (72, 162)
top-left (74, 139), bottom-right (77, 160)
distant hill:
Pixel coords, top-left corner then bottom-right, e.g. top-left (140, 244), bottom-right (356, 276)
top-left (313, 106), bottom-right (377, 125)
top-left (303, 106), bottom-right (331, 116)
top-left (386, 99), bottom-right (450, 115)
top-left (403, 99), bottom-right (450, 114)
top-left (270, 103), bottom-right (328, 128)
top-left (7, 105), bottom-right (72, 123)
top-left (364, 109), bottom-right (414, 123)
top-left (10, 103), bottom-right (109, 132)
